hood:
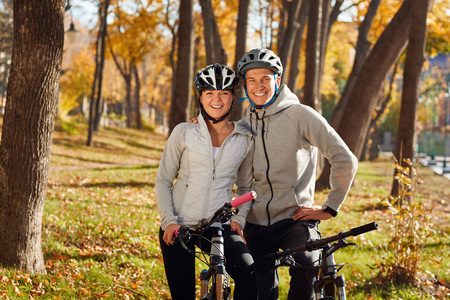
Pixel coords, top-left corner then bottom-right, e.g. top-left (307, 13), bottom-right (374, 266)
top-left (245, 84), bottom-right (299, 118)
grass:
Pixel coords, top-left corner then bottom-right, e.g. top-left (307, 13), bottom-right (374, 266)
top-left (0, 119), bottom-right (449, 299)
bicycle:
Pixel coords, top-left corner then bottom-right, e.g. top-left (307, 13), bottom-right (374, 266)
top-left (263, 222), bottom-right (378, 300)
top-left (173, 191), bottom-right (257, 300)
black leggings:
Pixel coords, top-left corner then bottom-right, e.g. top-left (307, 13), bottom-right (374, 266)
top-left (159, 225), bottom-right (258, 300)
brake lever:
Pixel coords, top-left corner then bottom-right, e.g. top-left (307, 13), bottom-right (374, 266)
top-left (270, 254), bottom-right (296, 273)
top-left (341, 239), bottom-right (357, 249)
top-left (173, 227), bottom-right (191, 244)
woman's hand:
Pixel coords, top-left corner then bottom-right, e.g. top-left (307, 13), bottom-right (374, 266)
top-left (292, 205), bottom-right (332, 221)
top-left (163, 223), bottom-right (181, 246)
top-left (189, 117), bottom-right (199, 124)
top-left (230, 221), bottom-right (246, 243)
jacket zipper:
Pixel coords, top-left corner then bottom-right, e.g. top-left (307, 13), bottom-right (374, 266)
top-left (206, 129), bottom-right (236, 215)
top-left (257, 112), bottom-right (274, 226)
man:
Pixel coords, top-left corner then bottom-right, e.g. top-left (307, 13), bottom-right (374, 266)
top-left (237, 48), bottom-right (358, 300)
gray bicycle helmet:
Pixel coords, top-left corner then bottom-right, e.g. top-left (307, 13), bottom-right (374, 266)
top-left (195, 63), bottom-right (240, 92)
top-left (237, 48), bottom-right (283, 77)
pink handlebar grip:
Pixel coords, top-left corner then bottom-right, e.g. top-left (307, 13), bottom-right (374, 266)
top-left (231, 191), bottom-right (257, 207)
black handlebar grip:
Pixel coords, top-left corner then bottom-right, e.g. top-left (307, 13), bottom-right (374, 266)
top-left (350, 222), bottom-right (378, 237)
top-left (262, 251), bottom-right (283, 262)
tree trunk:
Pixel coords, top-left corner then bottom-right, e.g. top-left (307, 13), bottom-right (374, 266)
top-left (230, 0), bottom-right (250, 121)
top-left (93, 0), bottom-right (109, 132)
top-left (288, 0), bottom-right (309, 93)
top-left (164, 1), bottom-right (178, 121)
top-left (329, 0), bottom-right (380, 128)
top-left (87, 0), bottom-right (110, 145)
top-left (0, 0), bottom-right (65, 273)
top-left (278, 0), bottom-right (302, 82)
top-left (317, 0), bottom-right (331, 94)
top-left (316, 0), bottom-right (412, 189)
top-left (211, 11), bottom-right (227, 64)
top-left (363, 63), bottom-right (399, 161)
top-left (168, 0), bottom-right (194, 134)
top-left (132, 65), bottom-right (143, 130)
top-left (124, 72), bottom-right (133, 128)
top-left (200, 0), bottom-right (215, 65)
top-left (109, 46), bottom-right (134, 128)
top-left (391, 0), bottom-right (430, 196)
top-left (336, 0), bottom-right (412, 159)
top-left (303, 0), bottom-right (322, 112)
top-left (200, 0), bottom-right (227, 65)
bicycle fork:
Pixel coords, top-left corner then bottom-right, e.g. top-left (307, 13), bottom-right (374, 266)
top-left (200, 226), bottom-right (230, 300)
top-left (314, 252), bottom-right (346, 300)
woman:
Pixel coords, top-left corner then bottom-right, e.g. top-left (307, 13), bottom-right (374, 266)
top-left (156, 64), bottom-right (257, 300)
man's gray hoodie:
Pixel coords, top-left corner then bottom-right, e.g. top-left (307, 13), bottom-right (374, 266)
top-left (240, 84), bottom-right (358, 226)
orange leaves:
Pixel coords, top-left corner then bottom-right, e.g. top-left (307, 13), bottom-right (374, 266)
top-left (51, 253), bottom-right (69, 261)
top-left (78, 242), bottom-right (112, 258)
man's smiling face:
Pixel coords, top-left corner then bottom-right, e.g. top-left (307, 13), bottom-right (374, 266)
top-left (245, 68), bottom-right (281, 109)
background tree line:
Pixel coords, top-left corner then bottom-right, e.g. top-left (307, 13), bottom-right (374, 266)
top-left (0, 0), bottom-right (449, 273)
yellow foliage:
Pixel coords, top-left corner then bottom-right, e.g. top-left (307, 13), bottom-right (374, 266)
top-left (59, 47), bottom-right (95, 119)
top-left (58, 94), bottom-right (81, 121)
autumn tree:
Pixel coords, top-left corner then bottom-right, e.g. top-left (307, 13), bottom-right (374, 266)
top-left (168, 0), bottom-right (194, 134)
top-left (108, 1), bottom-right (163, 129)
top-left (0, 0), bottom-right (13, 101)
top-left (59, 49), bottom-right (95, 118)
top-left (199, 0), bottom-right (227, 65)
top-left (330, 0), bottom-right (381, 129)
top-left (316, 0), bottom-right (381, 188)
top-left (87, 0), bottom-right (110, 146)
top-left (287, 0), bottom-right (308, 93)
top-left (230, 0), bottom-right (250, 121)
top-left (278, 0), bottom-right (302, 78)
top-left (335, 0), bottom-right (412, 158)
top-left (303, 0), bottom-right (322, 111)
top-left (163, 0), bottom-right (179, 119)
top-left (391, 0), bottom-right (431, 196)
top-left (0, 0), bottom-right (65, 273)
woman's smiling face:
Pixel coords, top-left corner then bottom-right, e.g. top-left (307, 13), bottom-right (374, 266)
top-left (200, 90), bottom-right (234, 120)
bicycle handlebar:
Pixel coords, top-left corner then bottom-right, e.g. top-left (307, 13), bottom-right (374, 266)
top-left (173, 191), bottom-right (257, 240)
top-left (231, 191), bottom-right (257, 207)
top-left (263, 222), bottom-right (378, 261)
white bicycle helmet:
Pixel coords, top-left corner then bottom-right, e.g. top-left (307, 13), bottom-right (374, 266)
top-left (237, 48), bottom-right (283, 77)
top-left (194, 64), bottom-right (239, 124)
top-left (195, 64), bottom-right (240, 91)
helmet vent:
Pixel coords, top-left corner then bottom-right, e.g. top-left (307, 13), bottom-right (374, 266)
top-left (194, 63), bottom-right (239, 91)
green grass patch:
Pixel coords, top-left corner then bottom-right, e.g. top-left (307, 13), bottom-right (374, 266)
top-left (1, 120), bottom-right (449, 299)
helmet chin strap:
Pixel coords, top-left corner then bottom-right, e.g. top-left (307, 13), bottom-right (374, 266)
top-left (238, 73), bottom-right (278, 110)
top-left (199, 99), bottom-right (234, 124)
